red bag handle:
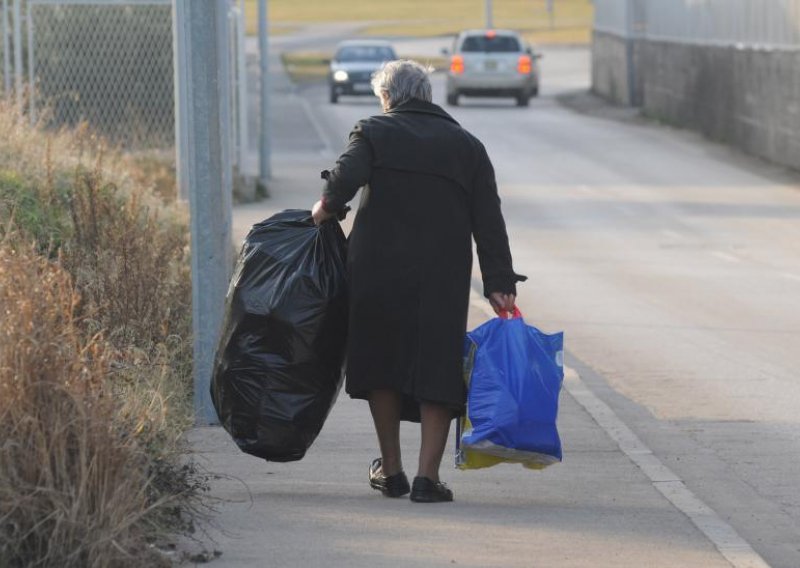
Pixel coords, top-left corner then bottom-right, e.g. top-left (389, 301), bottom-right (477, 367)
top-left (498, 306), bottom-right (522, 320)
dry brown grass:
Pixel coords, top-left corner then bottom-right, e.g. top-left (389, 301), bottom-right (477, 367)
top-left (0, 99), bottom-right (190, 348)
top-left (124, 151), bottom-right (179, 203)
top-left (63, 158), bottom-right (190, 349)
top-left (0, 241), bottom-right (169, 567)
top-left (0, 101), bottom-right (205, 566)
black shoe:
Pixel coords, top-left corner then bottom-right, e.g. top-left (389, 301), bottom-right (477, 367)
top-left (369, 458), bottom-right (410, 498)
top-left (410, 476), bottom-right (454, 503)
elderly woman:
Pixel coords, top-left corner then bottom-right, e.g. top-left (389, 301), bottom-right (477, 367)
top-left (312, 60), bottom-right (524, 503)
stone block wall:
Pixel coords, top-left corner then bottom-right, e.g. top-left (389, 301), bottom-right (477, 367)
top-left (592, 33), bottom-right (800, 171)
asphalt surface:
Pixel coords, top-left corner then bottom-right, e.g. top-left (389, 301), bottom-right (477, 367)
top-left (189, 25), bottom-right (800, 568)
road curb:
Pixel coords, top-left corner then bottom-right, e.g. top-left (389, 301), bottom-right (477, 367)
top-left (468, 289), bottom-right (769, 568)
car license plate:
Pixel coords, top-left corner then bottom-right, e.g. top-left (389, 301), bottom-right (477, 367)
top-left (353, 83), bottom-right (372, 92)
top-left (484, 60), bottom-right (497, 71)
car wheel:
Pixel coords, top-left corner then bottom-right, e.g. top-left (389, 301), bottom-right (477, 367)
top-left (446, 92), bottom-right (459, 106)
top-left (329, 89), bottom-right (338, 104)
top-left (516, 92), bottom-right (530, 107)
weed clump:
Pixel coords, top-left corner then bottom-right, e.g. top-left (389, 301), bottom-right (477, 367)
top-left (0, 100), bottom-right (204, 567)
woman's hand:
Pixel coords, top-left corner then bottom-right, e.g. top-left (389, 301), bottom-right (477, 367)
top-left (489, 292), bottom-right (516, 316)
top-left (312, 200), bottom-right (335, 226)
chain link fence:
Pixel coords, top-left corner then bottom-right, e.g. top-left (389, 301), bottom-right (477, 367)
top-left (28, 0), bottom-right (174, 149)
top-left (0, 0), bottom-right (249, 156)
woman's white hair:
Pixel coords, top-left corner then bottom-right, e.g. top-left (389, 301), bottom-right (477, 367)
top-left (371, 60), bottom-right (433, 108)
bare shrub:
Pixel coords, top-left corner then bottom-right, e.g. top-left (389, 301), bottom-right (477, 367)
top-left (62, 155), bottom-right (191, 349)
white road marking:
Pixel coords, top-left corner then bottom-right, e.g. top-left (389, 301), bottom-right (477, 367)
top-left (711, 251), bottom-right (741, 263)
top-left (298, 94), bottom-right (336, 159)
top-left (564, 372), bottom-right (771, 568)
top-left (661, 229), bottom-right (682, 240)
top-left (468, 289), bottom-right (770, 568)
top-left (782, 273), bottom-right (800, 282)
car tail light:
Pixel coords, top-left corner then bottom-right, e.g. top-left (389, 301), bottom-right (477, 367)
top-left (517, 55), bottom-right (532, 74)
top-left (450, 55), bottom-right (465, 74)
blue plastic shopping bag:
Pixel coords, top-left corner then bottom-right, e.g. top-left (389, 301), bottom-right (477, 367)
top-left (456, 309), bottom-right (564, 470)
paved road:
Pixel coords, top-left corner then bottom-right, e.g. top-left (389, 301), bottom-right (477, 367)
top-left (192, 27), bottom-right (800, 567)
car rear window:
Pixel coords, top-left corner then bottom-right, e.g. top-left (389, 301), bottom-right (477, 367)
top-left (460, 35), bottom-right (521, 53)
top-left (335, 46), bottom-right (396, 62)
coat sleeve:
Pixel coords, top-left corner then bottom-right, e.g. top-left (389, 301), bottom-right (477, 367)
top-left (470, 145), bottom-right (527, 298)
top-left (321, 123), bottom-right (373, 213)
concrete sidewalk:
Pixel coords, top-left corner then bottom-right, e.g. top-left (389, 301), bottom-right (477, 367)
top-left (186, 163), bottom-right (741, 568)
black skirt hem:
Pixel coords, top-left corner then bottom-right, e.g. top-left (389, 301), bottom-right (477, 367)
top-left (347, 388), bottom-right (464, 423)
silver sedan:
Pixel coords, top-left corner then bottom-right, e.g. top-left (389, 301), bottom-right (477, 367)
top-left (444, 29), bottom-right (541, 107)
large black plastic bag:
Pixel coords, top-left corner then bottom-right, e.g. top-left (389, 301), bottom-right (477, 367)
top-left (211, 209), bottom-right (348, 462)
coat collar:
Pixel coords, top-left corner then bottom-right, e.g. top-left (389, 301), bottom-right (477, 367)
top-left (385, 98), bottom-right (460, 125)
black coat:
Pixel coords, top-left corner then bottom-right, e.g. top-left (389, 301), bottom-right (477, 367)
top-left (322, 98), bottom-right (525, 421)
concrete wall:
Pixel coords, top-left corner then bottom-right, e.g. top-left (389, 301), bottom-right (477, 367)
top-left (591, 32), bottom-right (800, 171)
top-left (640, 41), bottom-right (800, 170)
top-left (591, 31), bottom-right (631, 105)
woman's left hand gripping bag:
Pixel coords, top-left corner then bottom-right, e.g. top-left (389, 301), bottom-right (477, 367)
top-left (457, 311), bottom-right (564, 470)
top-left (211, 210), bottom-right (349, 462)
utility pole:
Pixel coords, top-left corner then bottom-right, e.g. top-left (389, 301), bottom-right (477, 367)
top-left (547, 0), bottom-right (555, 30)
top-left (258, 0), bottom-right (271, 193)
top-left (485, 0), bottom-right (493, 29)
top-left (172, 0), bottom-right (233, 425)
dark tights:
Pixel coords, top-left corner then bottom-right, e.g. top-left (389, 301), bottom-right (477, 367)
top-left (368, 389), bottom-right (452, 481)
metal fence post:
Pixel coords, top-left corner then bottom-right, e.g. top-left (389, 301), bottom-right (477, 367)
top-left (26, 0), bottom-right (34, 124)
top-left (217, 0), bottom-right (233, 257)
top-left (172, 0), bottom-right (187, 202)
top-left (2, 0), bottom-right (10, 94)
top-left (227, 4), bottom-right (238, 170)
top-left (172, 0), bottom-right (233, 425)
top-left (258, 0), bottom-right (271, 189)
top-left (13, 0), bottom-right (21, 109)
top-left (235, 0), bottom-right (247, 175)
